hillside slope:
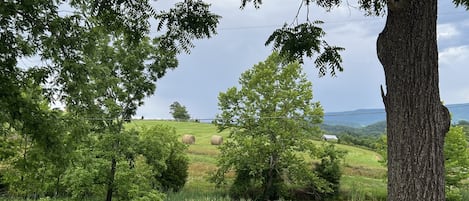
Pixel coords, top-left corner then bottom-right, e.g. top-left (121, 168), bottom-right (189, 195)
top-left (128, 120), bottom-right (387, 200)
top-left (324, 103), bottom-right (469, 127)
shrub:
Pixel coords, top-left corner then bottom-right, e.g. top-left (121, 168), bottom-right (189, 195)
top-left (138, 125), bottom-right (189, 193)
top-left (131, 190), bottom-right (165, 201)
top-left (313, 143), bottom-right (347, 200)
top-left (0, 172), bottom-right (6, 194)
top-left (61, 163), bottom-right (107, 200)
top-left (229, 169), bottom-right (264, 200)
top-left (115, 156), bottom-right (165, 201)
top-left (157, 150), bottom-right (189, 192)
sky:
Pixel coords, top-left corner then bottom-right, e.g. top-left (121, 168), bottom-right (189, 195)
top-left (132, 1), bottom-right (469, 120)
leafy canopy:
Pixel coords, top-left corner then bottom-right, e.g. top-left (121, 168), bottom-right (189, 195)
top-left (1, 1), bottom-right (219, 199)
top-left (212, 52), bottom-right (327, 200)
top-left (169, 101), bottom-right (191, 121)
top-left (1, 0), bottom-right (220, 131)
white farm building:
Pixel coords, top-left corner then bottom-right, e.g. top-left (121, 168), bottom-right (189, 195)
top-left (322, 134), bottom-right (338, 141)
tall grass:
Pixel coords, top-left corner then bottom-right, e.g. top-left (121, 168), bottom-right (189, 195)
top-left (339, 176), bottom-right (387, 201)
top-left (461, 186), bottom-right (469, 201)
top-left (165, 189), bottom-right (230, 201)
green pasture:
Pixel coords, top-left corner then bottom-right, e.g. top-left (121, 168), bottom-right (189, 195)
top-left (0, 120), bottom-right (389, 201)
top-left (129, 120), bottom-right (387, 200)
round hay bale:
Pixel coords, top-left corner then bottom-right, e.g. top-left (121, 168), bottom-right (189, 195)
top-left (211, 135), bottom-right (223, 145)
top-left (182, 134), bottom-right (195, 144)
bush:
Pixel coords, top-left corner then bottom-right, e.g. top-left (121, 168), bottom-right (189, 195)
top-left (131, 190), bottom-right (165, 201)
top-left (0, 173), bottom-right (6, 196)
top-left (313, 143), bottom-right (347, 200)
top-left (229, 169), bottom-right (264, 200)
top-left (157, 150), bottom-right (188, 192)
top-left (138, 125), bottom-right (189, 193)
top-left (115, 156), bottom-right (165, 201)
top-left (61, 164), bottom-right (106, 200)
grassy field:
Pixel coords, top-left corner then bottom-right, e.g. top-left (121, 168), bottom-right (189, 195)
top-left (0, 120), bottom-right (386, 201)
top-left (129, 120), bottom-right (387, 201)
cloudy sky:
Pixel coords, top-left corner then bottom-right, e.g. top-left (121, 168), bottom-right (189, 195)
top-left (135, 0), bottom-right (469, 120)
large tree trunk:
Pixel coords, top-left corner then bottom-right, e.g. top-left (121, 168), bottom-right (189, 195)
top-left (377, 0), bottom-right (451, 200)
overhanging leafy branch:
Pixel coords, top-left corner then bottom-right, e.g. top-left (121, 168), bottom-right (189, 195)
top-left (265, 21), bottom-right (344, 77)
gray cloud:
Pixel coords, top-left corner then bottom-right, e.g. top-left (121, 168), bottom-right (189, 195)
top-left (136, 1), bottom-right (469, 119)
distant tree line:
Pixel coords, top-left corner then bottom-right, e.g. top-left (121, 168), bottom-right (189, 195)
top-left (321, 121), bottom-right (386, 150)
top-left (323, 120), bottom-right (469, 150)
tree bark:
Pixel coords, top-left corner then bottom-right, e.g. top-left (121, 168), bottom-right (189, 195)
top-left (106, 157), bottom-right (117, 201)
top-left (377, 0), bottom-right (451, 200)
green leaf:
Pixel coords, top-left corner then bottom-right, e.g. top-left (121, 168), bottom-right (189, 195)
top-left (453, 0), bottom-right (469, 10)
top-left (265, 22), bottom-right (344, 77)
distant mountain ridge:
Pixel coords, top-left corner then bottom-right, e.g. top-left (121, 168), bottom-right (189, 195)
top-left (324, 103), bottom-right (469, 127)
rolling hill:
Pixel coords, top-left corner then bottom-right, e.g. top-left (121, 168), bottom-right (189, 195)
top-left (128, 120), bottom-right (387, 200)
top-left (323, 103), bottom-right (469, 127)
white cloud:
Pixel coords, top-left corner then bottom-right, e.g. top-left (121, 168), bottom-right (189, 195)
top-left (439, 45), bottom-right (469, 106)
top-left (437, 23), bottom-right (460, 40)
top-left (440, 87), bottom-right (469, 105)
top-left (439, 45), bottom-right (469, 66)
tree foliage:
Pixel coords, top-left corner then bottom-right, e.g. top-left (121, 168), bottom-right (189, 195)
top-left (212, 52), bottom-right (337, 200)
top-left (1, 1), bottom-right (217, 199)
top-left (169, 101), bottom-right (191, 121)
top-left (0, 0), bottom-right (219, 139)
top-left (157, 0), bottom-right (221, 53)
top-left (1, 108), bottom-right (188, 200)
top-left (444, 126), bottom-right (469, 187)
top-left (56, 29), bottom-right (177, 200)
top-left (266, 21), bottom-right (344, 77)
top-left (138, 125), bottom-right (189, 192)
top-left (375, 134), bottom-right (387, 166)
top-left (314, 143), bottom-right (347, 199)
top-left (240, 1), bottom-right (345, 77)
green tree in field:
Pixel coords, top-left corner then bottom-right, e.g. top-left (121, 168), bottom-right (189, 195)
top-left (212, 52), bottom-right (327, 200)
top-left (240, 0), bottom-right (469, 199)
top-left (169, 101), bottom-right (191, 121)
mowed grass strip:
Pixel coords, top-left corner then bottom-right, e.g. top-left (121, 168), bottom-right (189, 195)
top-left (333, 143), bottom-right (387, 179)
